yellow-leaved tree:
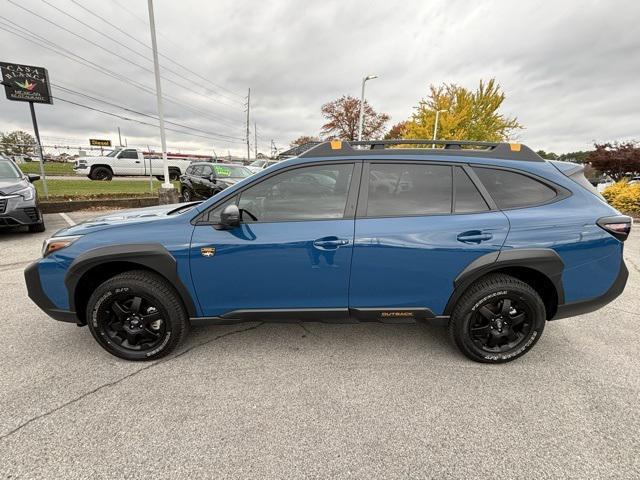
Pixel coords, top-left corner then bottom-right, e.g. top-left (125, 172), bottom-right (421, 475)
top-left (403, 79), bottom-right (522, 142)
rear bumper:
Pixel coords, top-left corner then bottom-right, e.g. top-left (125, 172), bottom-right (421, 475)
top-left (553, 259), bottom-right (628, 320)
top-left (24, 261), bottom-right (78, 323)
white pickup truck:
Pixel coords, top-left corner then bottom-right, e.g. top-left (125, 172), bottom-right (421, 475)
top-left (74, 148), bottom-right (192, 181)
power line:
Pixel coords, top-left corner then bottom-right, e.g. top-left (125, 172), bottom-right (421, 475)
top-left (8, 0), bottom-right (244, 110)
top-left (52, 95), bottom-right (245, 144)
top-left (0, 18), bottom-right (243, 129)
top-left (50, 83), bottom-right (245, 141)
top-left (70, 0), bottom-right (246, 102)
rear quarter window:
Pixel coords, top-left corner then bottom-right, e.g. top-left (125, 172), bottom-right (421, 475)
top-left (473, 167), bottom-right (557, 209)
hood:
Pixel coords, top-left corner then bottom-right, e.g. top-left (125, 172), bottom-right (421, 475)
top-left (0, 177), bottom-right (29, 195)
top-left (53, 201), bottom-right (201, 237)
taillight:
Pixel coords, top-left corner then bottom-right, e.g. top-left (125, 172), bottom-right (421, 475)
top-left (597, 215), bottom-right (633, 242)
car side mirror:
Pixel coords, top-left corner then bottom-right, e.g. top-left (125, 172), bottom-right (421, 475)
top-left (219, 204), bottom-right (240, 229)
top-left (27, 173), bottom-right (40, 182)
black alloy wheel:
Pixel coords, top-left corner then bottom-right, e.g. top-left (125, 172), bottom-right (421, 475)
top-left (468, 297), bottom-right (533, 354)
top-left (86, 270), bottom-right (189, 360)
top-left (448, 273), bottom-right (546, 363)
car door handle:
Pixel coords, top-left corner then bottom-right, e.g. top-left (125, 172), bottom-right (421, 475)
top-left (313, 237), bottom-right (350, 250)
top-left (135, 160), bottom-right (141, 163)
top-left (457, 231), bottom-right (493, 244)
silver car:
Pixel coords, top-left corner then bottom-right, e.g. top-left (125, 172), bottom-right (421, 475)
top-left (0, 156), bottom-right (45, 232)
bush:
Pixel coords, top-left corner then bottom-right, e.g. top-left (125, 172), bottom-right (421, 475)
top-left (603, 180), bottom-right (640, 214)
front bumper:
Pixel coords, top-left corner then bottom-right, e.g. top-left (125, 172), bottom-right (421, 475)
top-left (24, 261), bottom-right (78, 323)
top-left (553, 259), bottom-right (628, 319)
top-left (73, 165), bottom-right (90, 176)
top-left (0, 195), bottom-right (41, 226)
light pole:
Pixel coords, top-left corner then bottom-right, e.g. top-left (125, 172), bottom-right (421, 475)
top-left (357, 74), bottom-right (378, 141)
top-left (147, 0), bottom-right (173, 196)
top-left (432, 109), bottom-right (447, 147)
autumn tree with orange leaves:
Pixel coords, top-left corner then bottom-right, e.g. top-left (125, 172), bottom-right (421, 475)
top-left (320, 95), bottom-right (389, 141)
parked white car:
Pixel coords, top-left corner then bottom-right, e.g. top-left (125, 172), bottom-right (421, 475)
top-left (74, 148), bottom-right (192, 181)
top-left (246, 158), bottom-right (279, 174)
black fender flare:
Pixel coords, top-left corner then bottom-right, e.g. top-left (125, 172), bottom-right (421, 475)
top-left (443, 248), bottom-right (565, 316)
top-left (65, 243), bottom-right (197, 317)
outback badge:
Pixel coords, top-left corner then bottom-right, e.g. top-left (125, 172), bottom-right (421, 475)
top-left (200, 247), bottom-right (216, 258)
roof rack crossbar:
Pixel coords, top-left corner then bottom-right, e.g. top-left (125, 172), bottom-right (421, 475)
top-left (298, 139), bottom-right (543, 162)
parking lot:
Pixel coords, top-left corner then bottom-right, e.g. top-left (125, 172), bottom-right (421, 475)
top-left (1, 211), bottom-right (639, 479)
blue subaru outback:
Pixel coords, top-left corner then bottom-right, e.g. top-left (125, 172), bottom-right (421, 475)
top-left (25, 140), bottom-right (631, 363)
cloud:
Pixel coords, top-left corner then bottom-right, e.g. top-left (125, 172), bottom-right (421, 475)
top-left (0, 0), bottom-right (638, 156)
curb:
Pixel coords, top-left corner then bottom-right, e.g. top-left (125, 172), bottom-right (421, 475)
top-left (40, 197), bottom-right (159, 213)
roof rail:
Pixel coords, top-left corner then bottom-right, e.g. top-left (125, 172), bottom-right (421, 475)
top-left (299, 139), bottom-right (543, 162)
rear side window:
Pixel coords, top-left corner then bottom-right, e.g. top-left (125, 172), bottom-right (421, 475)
top-left (454, 167), bottom-right (489, 213)
top-left (473, 167), bottom-right (557, 209)
top-left (366, 163), bottom-right (452, 217)
top-left (568, 170), bottom-right (604, 199)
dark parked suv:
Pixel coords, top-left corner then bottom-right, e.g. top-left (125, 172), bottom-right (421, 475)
top-left (25, 140), bottom-right (630, 363)
top-left (0, 156), bottom-right (45, 232)
top-left (180, 162), bottom-right (252, 201)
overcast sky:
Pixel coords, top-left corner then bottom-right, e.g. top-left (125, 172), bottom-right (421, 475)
top-left (0, 0), bottom-right (638, 157)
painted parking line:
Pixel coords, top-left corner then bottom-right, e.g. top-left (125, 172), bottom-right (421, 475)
top-left (59, 212), bottom-right (76, 226)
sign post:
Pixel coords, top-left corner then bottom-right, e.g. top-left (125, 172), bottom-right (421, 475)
top-left (0, 62), bottom-right (53, 199)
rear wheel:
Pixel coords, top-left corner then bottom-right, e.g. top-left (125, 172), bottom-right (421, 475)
top-left (448, 274), bottom-right (546, 363)
top-left (90, 166), bottom-right (113, 181)
top-left (86, 270), bottom-right (189, 361)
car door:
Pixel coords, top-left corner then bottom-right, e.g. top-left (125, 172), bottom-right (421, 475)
top-left (199, 165), bottom-right (217, 198)
top-left (189, 161), bottom-right (361, 318)
top-left (348, 162), bottom-right (510, 318)
top-left (188, 165), bottom-right (204, 198)
top-left (116, 149), bottom-right (144, 175)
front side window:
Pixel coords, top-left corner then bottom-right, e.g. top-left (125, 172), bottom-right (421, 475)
top-left (119, 149), bottom-right (138, 159)
top-left (237, 163), bottom-right (354, 222)
top-left (201, 165), bottom-right (214, 178)
top-left (365, 163), bottom-right (452, 217)
top-left (473, 167), bottom-right (557, 209)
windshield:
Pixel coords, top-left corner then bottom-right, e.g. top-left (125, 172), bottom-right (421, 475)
top-left (213, 164), bottom-right (253, 178)
top-left (249, 160), bottom-right (265, 167)
top-left (106, 149), bottom-right (121, 157)
top-left (0, 160), bottom-right (22, 179)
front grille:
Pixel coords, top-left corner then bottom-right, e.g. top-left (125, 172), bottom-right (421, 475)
top-left (0, 199), bottom-right (7, 214)
top-left (23, 207), bottom-right (39, 222)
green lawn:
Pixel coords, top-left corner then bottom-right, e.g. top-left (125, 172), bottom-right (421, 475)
top-left (19, 162), bottom-right (75, 175)
top-left (34, 179), bottom-right (180, 200)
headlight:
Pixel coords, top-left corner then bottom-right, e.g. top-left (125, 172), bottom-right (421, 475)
top-left (42, 235), bottom-right (82, 257)
top-left (14, 185), bottom-right (35, 201)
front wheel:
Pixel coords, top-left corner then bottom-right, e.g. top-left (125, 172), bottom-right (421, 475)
top-left (181, 187), bottom-right (192, 202)
top-left (86, 270), bottom-right (189, 361)
top-left (448, 274), bottom-right (546, 363)
top-left (28, 218), bottom-right (46, 233)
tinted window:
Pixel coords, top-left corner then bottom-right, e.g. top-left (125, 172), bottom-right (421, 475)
top-left (201, 165), bottom-right (214, 177)
top-left (366, 163), bottom-right (452, 217)
top-left (454, 167), bottom-right (489, 213)
top-left (191, 165), bottom-right (203, 177)
top-left (238, 164), bottom-right (354, 222)
top-left (185, 165), bottom-right (194, 175)
top-left (119, 149), bottom-right (138, 159)
top-left (473, 167), bottom-right (557, 209)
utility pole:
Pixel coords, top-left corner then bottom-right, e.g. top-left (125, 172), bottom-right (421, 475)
top-left (270, 139), bottom-right (276, 159)
top-left (357, 74), bottom-right (378, 142)
top-left (147, 0), bottom-right (174, 199)
top-left (254, 122), bottom-right (258, 159)
top-left (117, 126), bottom-right (123, 147)
top-left (245, 88), bottom-right (251, 162)
top-left (432, 109), bottom-right (447, 148)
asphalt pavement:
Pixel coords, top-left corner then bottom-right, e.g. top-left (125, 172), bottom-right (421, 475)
top-left (0, 211), bottom-right (639, 479)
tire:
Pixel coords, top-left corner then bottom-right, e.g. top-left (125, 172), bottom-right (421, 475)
top-left (86, 270), bottom-right (190, 361)
top-left (155, 175), bottom-right (164, 181)
top-left (448, 273), bottom-right (546, 363)
top-left (28, 219), bottom-right (46, 233)
top-left (181, 187), bottom-right (192, 202)
top-left (90, 166), bottom-right (113, 181)
top-left (169, 169), bottom-right (180, 181)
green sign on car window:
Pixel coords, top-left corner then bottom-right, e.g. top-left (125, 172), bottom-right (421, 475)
top-left (214, 165), bottom-right (231, 177)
